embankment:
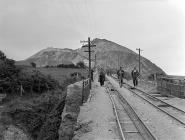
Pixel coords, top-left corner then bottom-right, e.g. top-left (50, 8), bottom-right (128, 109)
top-left (58, 79), bottom-right (90, 140)
top-left (0, 90), bottom-right (65, 140)
top-left (0, 79), bottom-right (89, 140)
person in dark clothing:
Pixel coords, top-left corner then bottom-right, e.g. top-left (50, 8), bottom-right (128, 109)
top-left (131, 67), bottom-right (140, 87)
top-left (117, 70), bottom-right (119, 79)
top-left (117, 66), bottom-right (125, 87)
top-left (91, 69), bottom-right (94, 82)
top-left (99, 69), bottom-right (105, 86)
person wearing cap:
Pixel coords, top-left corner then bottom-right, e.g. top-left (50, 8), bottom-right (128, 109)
top-left (117, 66), bottom-right (124, 87)
top-left (131, 67), bottom-right (140, 87)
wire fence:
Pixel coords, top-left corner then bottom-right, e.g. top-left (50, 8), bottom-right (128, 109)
top-left (82, 78), bottom-right (90, 103)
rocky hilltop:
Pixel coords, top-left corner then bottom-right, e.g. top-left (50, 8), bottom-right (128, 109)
top-left (16, 38), bottom-right (165, 75)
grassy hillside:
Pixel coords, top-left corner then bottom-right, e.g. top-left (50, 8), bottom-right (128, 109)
top-left (0, 66), bottom-right (88, 139)
top-left (21, 67), bottom-right (88, 85)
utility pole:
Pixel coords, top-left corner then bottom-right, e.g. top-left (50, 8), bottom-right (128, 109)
top-left (80, 37), bottom-right (96, 89)
top-left (136, 48), bottom-right (143, 74)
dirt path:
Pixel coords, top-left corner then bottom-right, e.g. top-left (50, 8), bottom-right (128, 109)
top-left (73, 78), bottom-right (120, 140)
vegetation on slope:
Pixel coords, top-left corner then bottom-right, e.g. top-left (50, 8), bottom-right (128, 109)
top-left (0, 50), bottom-right (88, 140)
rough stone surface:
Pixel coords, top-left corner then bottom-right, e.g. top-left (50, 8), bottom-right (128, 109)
top-left (59, 81), bottom-right (89, 140)
top-left (3, 125), bottom-right (30, 140)
top-left (82, 84), bottom-right (90, 103)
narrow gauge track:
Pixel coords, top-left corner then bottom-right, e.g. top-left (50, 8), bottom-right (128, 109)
top-left (111, 76), bottom-right (185, 126)
top-left (105, 82), bottom-right (156, 140)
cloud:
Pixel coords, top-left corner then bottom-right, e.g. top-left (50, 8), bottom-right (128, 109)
top-left (0, 0), bottom-right (184, 75)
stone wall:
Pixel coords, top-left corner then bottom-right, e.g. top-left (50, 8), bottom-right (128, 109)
top-left (58, 80), bottom-right (90, 140)
top-left (157, 79), bottom-right (185, 98)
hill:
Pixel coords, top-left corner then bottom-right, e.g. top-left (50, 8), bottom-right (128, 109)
top-left (16, 38), bottom-right (165, 76)
top-left (90, 38), bottom-right (165, 75)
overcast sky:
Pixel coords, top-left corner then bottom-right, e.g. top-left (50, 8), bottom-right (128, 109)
top-left (0, 0), bottom-right (185, 75)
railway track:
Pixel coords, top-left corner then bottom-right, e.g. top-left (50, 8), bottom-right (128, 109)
top-left (105, 81), bottom-right (156, 140)
top-left (111, 76), bottom-right (185, 126)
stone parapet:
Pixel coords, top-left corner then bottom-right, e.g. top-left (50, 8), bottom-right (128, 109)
top-left (59, 79), bottom-right (90, 140)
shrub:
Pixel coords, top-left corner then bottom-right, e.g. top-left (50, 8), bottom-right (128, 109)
top-left (0, 50), bottom-right (6, 60)
top-left (76, 61), bottom-right (85, 68)
top-left (18, 70), bottom-right (60, 94)
top-left (57, 63), bottom-right (78, 68)
top-left (1, 90), bottom-right (65, 140)
top-left (30, 62), bottom-right (36, 68)
top-left (0, 50), bottom-right (60, 96)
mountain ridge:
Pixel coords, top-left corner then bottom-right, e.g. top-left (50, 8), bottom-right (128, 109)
top-left (16, 38), bottom-right (165, 76)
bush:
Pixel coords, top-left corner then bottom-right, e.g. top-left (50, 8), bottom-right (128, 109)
top-left (1, 90), bottom-right (65, 140)
top-left (0, 50), bottom-right (60, 95)
top-left (0, 54), bottom-right (21, 94)
top-left (57, 63), bottom-right (78, 68)
top-left (76, 61), bottom-right (85, 68)
top-left (45, 62), bottom-right (86, 69)
top-left (0, 50), bottom-right (6, 60)
top-left (30, 62), bottom-right (36, 68)
top-left (18, 70), bottom-right (60, 94)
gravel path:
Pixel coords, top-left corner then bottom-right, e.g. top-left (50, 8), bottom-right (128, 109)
top-left (73, 79), bottom-right (120, 140)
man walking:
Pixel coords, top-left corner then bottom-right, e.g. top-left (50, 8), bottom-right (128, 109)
top-left (131, 67), bottom-right (140, 87)
top-left (91, 69), bottom-right (94, 82)
top-left (99, 68), bottom-right (105, 86)
top-left (117, 66), bottom-right (124, 87)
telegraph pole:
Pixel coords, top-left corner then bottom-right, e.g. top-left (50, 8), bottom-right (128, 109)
top-left (88, 37), bottom-right (91, 88)
top-left (136, 48), bottom-right (143, 74)
top-left (80, 37), bottom-right (96, 89)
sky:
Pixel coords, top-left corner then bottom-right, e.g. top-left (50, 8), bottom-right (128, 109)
top-left (0, 0), bottom-right (185, 75)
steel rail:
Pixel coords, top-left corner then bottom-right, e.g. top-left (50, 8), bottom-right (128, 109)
top-left (112, 75), bottom-right (185, 113)
top-left (106, 88), bottom-right (126, 140)
top-left (106, 81), bottom-right (156, 140)
top-left (124, 84), bottom-right (185, 126)
top-left (129, 84), bottom-right (185, 115)
top-left (105, 87), bottom-right (126, 140)
top-left (111, 76), bottom-right (185, 126)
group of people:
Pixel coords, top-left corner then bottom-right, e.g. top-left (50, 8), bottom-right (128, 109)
top-left (98, 66), bottom-right (140, 87)
top-left (117, 66), bottom-right (140, 87)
